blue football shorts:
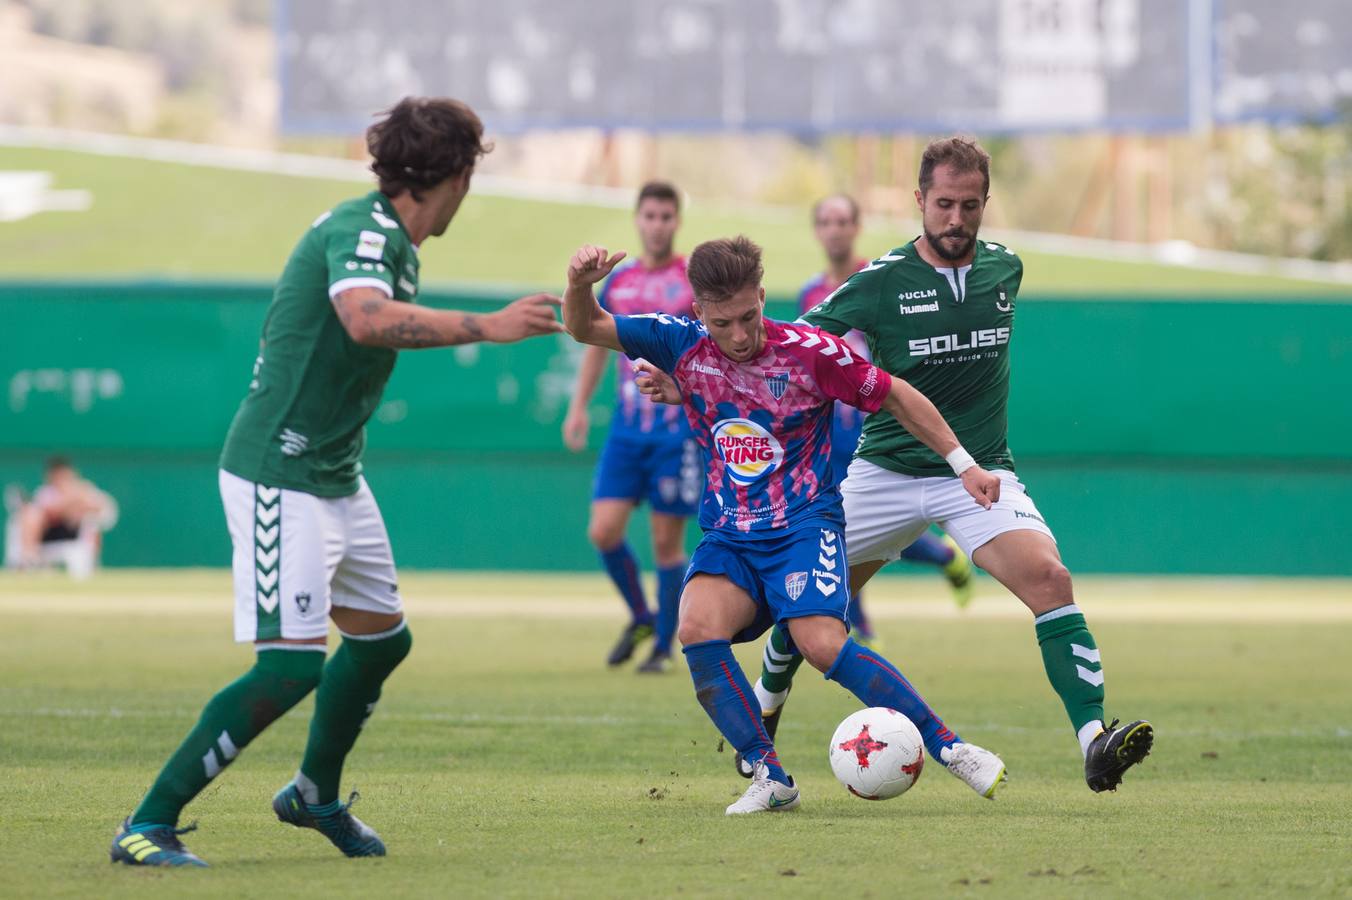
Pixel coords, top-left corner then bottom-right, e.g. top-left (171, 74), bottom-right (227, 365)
top-left (683, 524), bottom-right (851, 644)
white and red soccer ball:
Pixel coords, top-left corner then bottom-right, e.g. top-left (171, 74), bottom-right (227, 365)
top-left (828, 707), bottom-right (925, 800)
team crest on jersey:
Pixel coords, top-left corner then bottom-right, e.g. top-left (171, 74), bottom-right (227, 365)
top-left (996, 284), bottom-right (1012, 312)
top-left (763, 370), bottom-right (790, 400)
top-left (785, 571), bottom-right (808, 601)
top-left (712, 418), bottom-right (784, 485)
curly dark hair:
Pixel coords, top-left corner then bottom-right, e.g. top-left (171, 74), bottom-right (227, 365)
top-left (366, 97), bottom-right (493, 201)
top-left (687, 235), bottom-right (764, 303)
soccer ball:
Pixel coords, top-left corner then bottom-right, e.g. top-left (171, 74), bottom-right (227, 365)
top-left (828, 707), bottom-right (925, 800)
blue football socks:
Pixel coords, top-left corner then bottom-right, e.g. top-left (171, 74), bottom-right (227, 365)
top-left (825, 637), bottom-right (960, 761)
top-left (684, 640), bottom-right (790, 785)
top-left (654, 562), bottom-right (685, 654)
top-left (599, 543), bottom-right (654, 625)
top-left (899, 532), bottom-right (956, 567)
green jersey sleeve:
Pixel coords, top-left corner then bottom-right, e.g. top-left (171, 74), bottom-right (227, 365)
top-left (798, 253), bottom-right (893, 337)
top-left (322, 214), bottom-right (400, 299)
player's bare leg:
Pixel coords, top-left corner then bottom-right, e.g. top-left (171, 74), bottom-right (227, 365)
top-left (639, 511), bottom-right (687, 673)
top-left (786, 615), bottom-right (1005, 798)
top-left (973, 530), bottom-right (1152, 792)
top-left (588, 499), bottom-right (656, 665)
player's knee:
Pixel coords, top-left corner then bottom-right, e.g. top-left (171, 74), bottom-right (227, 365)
top-left (789, 621), bottom-right (847, 672)
top-left (587, 525), bottom-right (620, 551)
top-left (1039, 560), bottom-right (1073, 601)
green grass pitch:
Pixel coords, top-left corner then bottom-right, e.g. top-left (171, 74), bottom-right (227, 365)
top-left (2, 570), bottom-right (1350, 897)
top-left (2, 145), bottom-right (1349, 299)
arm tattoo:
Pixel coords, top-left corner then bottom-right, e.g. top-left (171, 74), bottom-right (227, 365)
top-left (460, 314), bottom-right (485, 343)
top-left (376, 314), bottom-right (439, 348)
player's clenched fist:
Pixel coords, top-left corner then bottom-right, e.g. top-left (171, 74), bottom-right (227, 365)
top-left (960, 467), bottom-right (1002, 510)
top-left (568, 245), bottom-right (627, 287)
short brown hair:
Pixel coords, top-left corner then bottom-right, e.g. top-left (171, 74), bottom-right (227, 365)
top-left (918, 136), bottom-right (991, 196)
top-left (636, 180), bottom-right (680, 212)
top-left (811, 194), bottom-right (860, 225)
top-left (687, 236), bottom-right (763, 303)
top-left (367, 97), bottom-right (492, 201)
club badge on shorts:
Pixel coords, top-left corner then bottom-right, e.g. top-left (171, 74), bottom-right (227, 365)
top-left (785, 571), bottom-right (808, 602)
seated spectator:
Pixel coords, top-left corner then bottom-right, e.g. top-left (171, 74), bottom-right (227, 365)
top-left (4, 457), bottom-right (117, 579)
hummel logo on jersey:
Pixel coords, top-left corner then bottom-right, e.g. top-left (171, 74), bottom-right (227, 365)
top-left (900, 300), bottom-right (940, 315)
top-left (909, 327), bottom-right (1010, 357)
top-left (279, 428), bottom-right (310, 457)
top-left (691, 362), bottom-right (724, 376)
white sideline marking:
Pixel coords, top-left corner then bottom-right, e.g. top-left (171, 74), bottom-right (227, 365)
top-left (0, 125), bottom-right (635, 209)
top-left (3, 594), bottom-right (1350, 622)
top-left (5, 706), bottom-right (1350, 741)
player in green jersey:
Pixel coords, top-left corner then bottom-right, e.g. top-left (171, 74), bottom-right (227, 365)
top-left (110, 97), bottom-right (562, 869)
top-left (641, 139), bottom-right (1153, 793)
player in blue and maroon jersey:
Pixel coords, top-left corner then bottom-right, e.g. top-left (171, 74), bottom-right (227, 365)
top-left (563, 235), bottom-right (1008, 815)
top-left (562, 182), bottom-right (698, 673)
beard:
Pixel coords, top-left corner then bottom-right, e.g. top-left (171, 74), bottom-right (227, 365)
top-left (924, 226), bottom-right (977, 262)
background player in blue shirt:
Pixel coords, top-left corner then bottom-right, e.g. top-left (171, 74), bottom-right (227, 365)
top-left (562, 183), bottom-right (698, 673)
top-left (562, 235), bottom-right (1008, 815)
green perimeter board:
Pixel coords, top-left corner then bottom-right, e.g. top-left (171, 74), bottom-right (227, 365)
top-left (3, 282), bottom-right (1350, 459)
top-left (3, 283), bottom-right (1349, 573)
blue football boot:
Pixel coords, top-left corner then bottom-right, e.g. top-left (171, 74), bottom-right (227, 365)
top-left (272, 783), bottom-right (386, 857)
top-left (110, 818), bottom-right (208, 867)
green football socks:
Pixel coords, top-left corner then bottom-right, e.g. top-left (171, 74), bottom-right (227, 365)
top-left (131, 648), bottom-right (324, 827)
top-left (297, 623), bottom-right (413, 805)
top-left (754, 623), bottom-right (804, 709)
top-left (1034, 604), bottom-right (1106, 741)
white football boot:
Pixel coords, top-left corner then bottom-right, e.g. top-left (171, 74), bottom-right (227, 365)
top-left (940, 742), bottom-right (1008, 799)
top-left (725, 762), bottom-right (801, 815)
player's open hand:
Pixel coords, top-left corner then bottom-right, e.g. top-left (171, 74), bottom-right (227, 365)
top-left (488, 292), bottom-right (563, 342)
top-left (632, 360), bottom-right (681, 406)
top-left (960, 467), bottom-right (1001, 509)
top-left (568, 245), bottom-right (627, 288)
top-left (562, 407), bottom-right (589, 451)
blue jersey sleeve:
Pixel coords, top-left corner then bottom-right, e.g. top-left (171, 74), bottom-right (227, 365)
top-left (613, 314), bottom-right (703, 374)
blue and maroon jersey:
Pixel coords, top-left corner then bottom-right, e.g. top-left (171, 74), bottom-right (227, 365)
top-left (598, 256), bottom-right (695, 438)
top-left (798, 261), bottom-right (872, 435)
top-left (613, 313), bottom-right (893, 536)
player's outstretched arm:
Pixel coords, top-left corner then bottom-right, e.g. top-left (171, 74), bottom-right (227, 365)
top-left (881, 379), bottom-right (1001, 509)
top-left (332, 287), bottom-right (562, 348)
top-left (563, 245), bottom-right (627, 351)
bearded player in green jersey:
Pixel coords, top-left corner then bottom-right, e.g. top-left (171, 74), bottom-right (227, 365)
top-left (110, 97), bottom-right (562, 868)
top-left (703, 138), bottom-right (1152, 793)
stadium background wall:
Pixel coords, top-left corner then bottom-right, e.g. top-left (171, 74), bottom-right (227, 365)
top-left (4, 282), bottom-right (1349, 575)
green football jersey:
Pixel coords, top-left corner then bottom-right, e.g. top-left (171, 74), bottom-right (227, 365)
top-left (802, 238), bottom-right (1022, 477)
top-left (219, 191), bottom-right (420, 496)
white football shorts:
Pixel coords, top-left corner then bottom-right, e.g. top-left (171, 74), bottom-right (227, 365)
top-left (841, 458), bottom-right (1056, 564)
top-left (219, 469), bottom-right (403, 643)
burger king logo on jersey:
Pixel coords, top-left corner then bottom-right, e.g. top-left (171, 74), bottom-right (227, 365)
top-left (713, 418), bottom-right (784, 485)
